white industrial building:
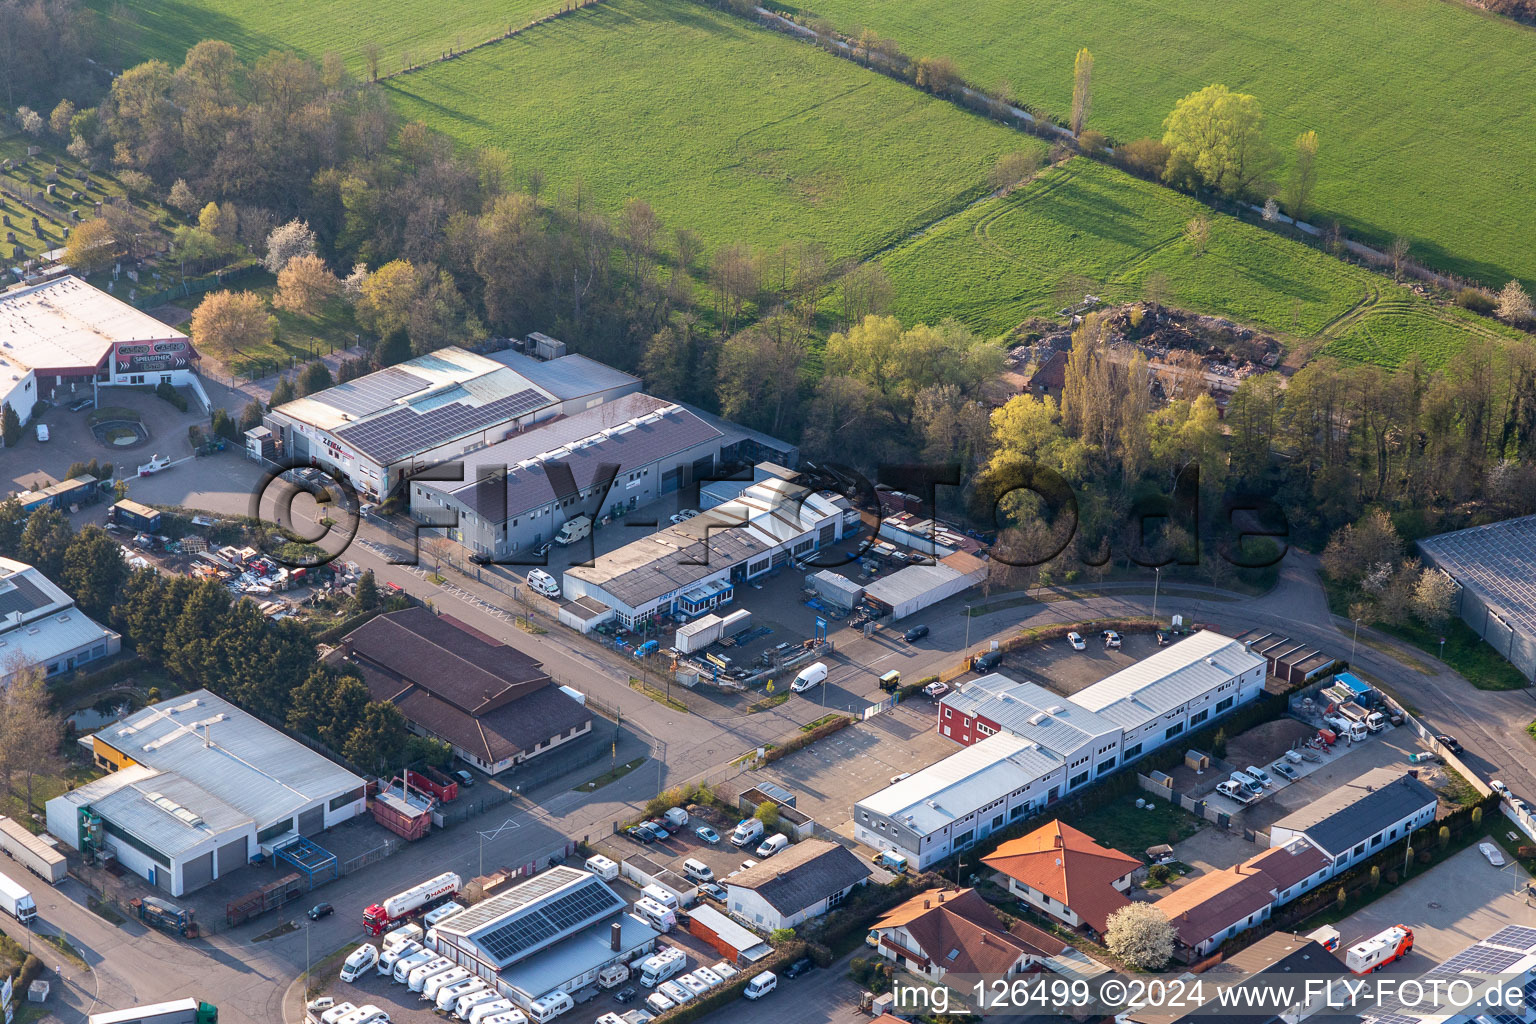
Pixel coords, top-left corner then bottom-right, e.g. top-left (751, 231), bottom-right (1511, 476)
top-left (0, 276), bottom-right (201, 427)
top-left (563, 468), bottom-right (858, 628)
top-left (862, 552), bottom-right (988, 620)
top-left (0, 556), bottom-right (121, 680)
top-left (408, 393), bottom-right (726, 559)
top-left (860, 631), bottom-right (1267, 869)
top-left (1267, 767), bottom-right (1437, 877)
top-left (428, 865), bottom-right (659, 1010)
top-left (724, 839), bottom-right (871, 931)
top-left (46, 690), bottom-right (366, 896)
top-left (263, 346), bottom-right (640, 499)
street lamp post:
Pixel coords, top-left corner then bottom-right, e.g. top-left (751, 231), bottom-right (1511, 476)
top-left (1152, 567), bottom-right (1162, 621)
top-left (964, 606), bottom-right (972, 653)
top-left (1352, 618), bottom-right (1362, 660)
top-left (1439, 637), bottom-right (1446, 663)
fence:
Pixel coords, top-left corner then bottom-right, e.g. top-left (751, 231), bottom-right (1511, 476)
top-left (340, 840), bottom-right (399, 876)
top-left (128, 261), bottom-right (262, 310)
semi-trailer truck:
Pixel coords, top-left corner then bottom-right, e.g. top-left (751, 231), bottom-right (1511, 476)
top-left (88, 999), bottom-right (218, 1024)
top-left (0, 869), bottom-right (38, 924)
top-left (362, 871), bottom-right (462, 935)
top-left (0, 816), bottom-right (67, 884)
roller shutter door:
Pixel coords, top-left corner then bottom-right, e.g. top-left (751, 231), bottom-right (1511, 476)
top-left (181, 851), bottom-right (214, 892)
top-left (297, 805), bottom-right (324, 836)
top-left (217, 836), bottom-right (248, 876)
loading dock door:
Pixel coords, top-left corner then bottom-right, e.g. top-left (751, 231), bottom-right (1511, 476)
top-left (297, 805), bottom-right (323, 836)
top-left (182, 850), bottom-right (214, 892)
top-left (217, 835), bottom-right (248, 876)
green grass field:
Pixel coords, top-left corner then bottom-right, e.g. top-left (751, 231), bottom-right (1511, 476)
top-left (385, 0), bottom-right (1028, 264)
top-left (89, 0), bottom-right (564, 74)
top-left (778, 0), bottom-right (1536, 291)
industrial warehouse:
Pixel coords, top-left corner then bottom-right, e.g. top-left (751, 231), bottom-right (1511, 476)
top-left (46, 690), bottom-right (366, 896)
top-left (0, 556), bottom-right (121, 681)
top-left (336, 607), bottom-right (592, 776)
top-left (0, 275), bottom-right (203, 421)
top-left (562, 465), bottom-right (859, 627)
top-left (261, 344), bottom-right (641, 499)
top-left (856, 631), bottom-right (1267, 869)
top-left (408, 393), bottom-right (727, 558)
top-left (427, 865), bottom-right (659, 1010)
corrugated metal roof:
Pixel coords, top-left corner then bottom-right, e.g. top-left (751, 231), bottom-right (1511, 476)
top-left (96, 690), bottom-right (364, 831)
top-left (943, 675), bottom-right (1119, 754)
top-left (858, 732), bottom-right (1063, 837)
top-left (1070, 631), bottom-right (1264, 730)
top-left (90, 770), bottom-right (251, 857)
top-left (864, 563), bottom-right (963, 607)
top-left (489, 350), bottom-right (640, 401)
top-left (1418, 514), bottom-right (1536, 636)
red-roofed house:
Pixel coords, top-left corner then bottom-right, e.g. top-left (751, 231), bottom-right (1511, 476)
top-left (867, 887), bottom-right (1063, 983)
top-left (1154, 837), bottom-right (1331, 956)
top-left (982, 821), bottom-right (1142, 938)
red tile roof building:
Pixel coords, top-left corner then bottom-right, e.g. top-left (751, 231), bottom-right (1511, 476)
top-left (982, 821), bottom-right (1142, 937)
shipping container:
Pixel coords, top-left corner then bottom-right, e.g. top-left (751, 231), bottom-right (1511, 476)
top-left (675, 614), bottom-right (723, 654)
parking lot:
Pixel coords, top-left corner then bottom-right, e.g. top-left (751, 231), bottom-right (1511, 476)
top-left (756, 701), bottom-right (958, 842)
top-left (1337, 842), bottom-right (1536, 971)
top-left (996, 628), bottom-right (1162, 696)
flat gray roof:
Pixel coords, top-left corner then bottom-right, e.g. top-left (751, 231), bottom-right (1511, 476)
top-left (489, 350), bottom-right (640, 401)
top-left (1271, 768), bottom-right (1436, 856)
top-left (1419, 514), bottom-right (1536, 636)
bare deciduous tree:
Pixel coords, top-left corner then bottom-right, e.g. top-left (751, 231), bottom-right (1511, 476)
top-left (1070, 48), bottom-right (1093, 137)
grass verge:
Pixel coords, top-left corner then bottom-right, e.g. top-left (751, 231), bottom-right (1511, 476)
top-left (573, 757), bottom-right (647, 792)
top-left (1375, 618), bottom-right (1530, 691)
top-left (628, 677), bottom-right (689, 714)
top-left (748, 691), bottom-right (793, 712)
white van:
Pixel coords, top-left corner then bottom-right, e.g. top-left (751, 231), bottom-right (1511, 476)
top-left (422, 966), bottom-right (471, 1002)
top-left (554, 516), bottom-right (592, 546)
top-left (320, 1002), bottom-right (358, 1024)
top-left (377, 939), bottom-right (423, 976)
top-left (424, 901), bottom-right (466, 927)
top-left (744, 971), bottom-right (777, 1000)
top-left (382, 923), bottom-right (424, 949)
top-left (526, 568), bottom-right (561, 598)
top-left (392, 948), bottom-right (435, 984)
top-left (408, 957), bottom-right (455, 992)
top-left (730, 818), bottom-right (764, 847)
top-left (633, 896), bottom-right (676, 933)
top-left (339, 944), bottom-right (379, 983)
top-left (585, 854), bottom-right (619, 881)
top-left (527, 989), bottom-right (573, 1023)
top-left (641, 884), bottom-right (679, 910)
top-left (466, 999), bottom-right (516, 1024)
top-left (755, 834), bottom-right (789, 858)
top-left (455, 988), bottom-right (502, 1020)
top-left (790, 662), bottom-right (828, 692)
top-left (434, 976), bottom-right (482, 1011)
top-left (682, 858), bottom-right (714, 883)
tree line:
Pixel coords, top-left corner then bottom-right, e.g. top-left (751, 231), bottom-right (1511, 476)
top-left (0, 500), bottom-right (432, 775)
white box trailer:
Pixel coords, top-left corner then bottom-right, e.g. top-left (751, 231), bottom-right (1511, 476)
top-left (718, 608), bottom-right (752, 638)
top-left (0, 816), bottom-right (66, 884)
top-left (675, 614), bottom-right (723, 654)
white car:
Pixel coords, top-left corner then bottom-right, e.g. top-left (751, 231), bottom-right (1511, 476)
top-left (307, 997), bottom-right (335, 1012)
top-left (1067, 631), bottom-right (1086, 651)
top-left (1216, 780), bottom-right (1254, 805)
top-left (669, 509), bottom-right (700, 524)
top-left (1102, 630), bottom-right (1122, 648)
top-left (1479, 842), bottom-right (1505, 866)
top-left (35, 424), bottom-right (48, 442)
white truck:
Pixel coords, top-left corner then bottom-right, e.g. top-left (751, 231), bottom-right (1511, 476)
top-left (1345, 925), bottom-right (1413, 974)
top-left (0, 817), bottom-right (67, 884)
top-left (0, 869), bottom-right (37, 924)
top-left (1337, 702), bottom-right (1385, 733)
top-left (1324, 714), bottom-right (1368, 742)
top-left (364, 871), bottom-right (462, 935)
top-left (88, 1000), bottom-right (218, 1024)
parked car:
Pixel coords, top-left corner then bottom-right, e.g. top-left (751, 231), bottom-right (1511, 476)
top-left (307, 997), bottom-right (335, 1012)
top-left (782, 958), bottom-right (814, 980)
top-left (922, 681), bottom-right (949, 699)
top-left (1216, 780), bottom-right (1254, 805)
top-left (308, 902), bottom-right (334, 920)
top-left (1271, 762), bottom-right (1298, 781)
top-left (644, 820), bottom-right (672, 839)
top-left (695, 826), bottom-right (721, 844)
top-left (70, 397), bottom-right (94, 412)
top-left (626, 826), bottom-right (655, 844)
top-left (1155, 631), bottom-right (1170, 646)
top-left (454, 770), bottom-right (475, 788)
top-left (613, 987), bottom-right (636, 1005)
top-left (1436, 734), bottom-right (1464, 754)
top-left (35, 424), bottom-right (48, 442)
top-left (1479, 842), bottom-right (1505, 866)
top-left (1067, 631), bottom-right (1086, 651)
top-left (971, 649), bottom-right (1003, 672)
top-left (698, 882), bottom-right (727, 902)
top-left (1102, 630), bottom-right (1122, 648)
top-left (669, 509), bottom-right (700, 524)
top-left (1491, 780), bottom-right (1511, 799)
top-left (903, 624), bottom-right (930, 642)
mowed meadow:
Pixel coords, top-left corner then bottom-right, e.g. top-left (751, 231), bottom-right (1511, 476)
top-left (87, 0), bottom-right (564, 73)
top-left (778, 0), bottom-right (1536, 290)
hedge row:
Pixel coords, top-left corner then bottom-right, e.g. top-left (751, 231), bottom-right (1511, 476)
top-left (762, 715), bottom-right (852, 764)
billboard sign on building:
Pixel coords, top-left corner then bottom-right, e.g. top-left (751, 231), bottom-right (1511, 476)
top-left (112, 339), bottom-right (194, 376)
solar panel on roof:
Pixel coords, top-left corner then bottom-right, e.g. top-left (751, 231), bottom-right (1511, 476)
top-left (335, 388), bottom-right (548, 463)
top-left (1487, 925), bottom-right (1536, 951)
top-left (467, 874), bottom-right (624, 967)
top-left (1431, 944), bottom-right (1525, 974)
top-left (1366, 1013), bottom-right (1423, 1024)
top-left (314, 367), bottom-right (431, 416)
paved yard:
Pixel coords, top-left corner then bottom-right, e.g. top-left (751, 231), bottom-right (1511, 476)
top-left (756, 702), bottom-right (958, 843)
top-left (997, 629), bottom-right (1161, 696)
top-left (10, 386), bottom-right (209, 492)
top-left (1339, 842), bottom-right (1536, 972)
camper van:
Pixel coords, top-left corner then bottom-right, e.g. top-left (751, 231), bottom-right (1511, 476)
top-left (744, 972), bottom-right (778, 1000)
top-left (554, 516), bottom-right (592, 546)
top-left (659, 980), bottom-right (693, 1005)
top-left (633, 896), bottom-right (677, 933)
top-left (527, 990), bottom-right (573, 1023)
top-left (339, 944), bottom-right (379, 983)
top-left (597, 963), bottom-right (630, 989)
top-left (584, 854), bottom-right (619, 881)
top-left (790, 662), bottom-right (828, 692)
top-left (640, 948), bottom-right (687, 987)
top-left (392, 948), bottom-right (435, 983)
top-left (645, 992), bottom-right (676, 1015)
top-left (320, 1003), bottom-right (358, 1024)
top-left (640, 884), bottom-right (679, 910)
top-left (423, 901), bottom-right (466, 928)
top-left (526, 568), bottom-right (561, 597)
top-left (377, 939), bottom-right (423, 976)
top-left (730, 818), bottom-right (764, 847)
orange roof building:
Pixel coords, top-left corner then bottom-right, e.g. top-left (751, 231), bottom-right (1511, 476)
top-left (867, 887), bottom-right (1063, 983)
top-left (982, 821), bottom-right (1142, 937)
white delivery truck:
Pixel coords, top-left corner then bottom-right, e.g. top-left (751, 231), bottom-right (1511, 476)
top-left (744, 972), bottom-right (777, 1000)
top-left (0, 817), bottom-right (67, 884)
top-left (0, 870), bottom-right (37, 924)
top-left (730, 818), bottom-right (764, 847)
